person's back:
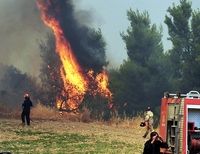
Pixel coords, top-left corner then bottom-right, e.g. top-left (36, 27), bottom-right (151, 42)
top-left (22, 98), bottom-right (32, 112)
top-left (145, 110), bottom-right (154, 124)
top-left (21, 94), bottom-right (33, 126)
top-left (143, 107), bottom-right (154, 138)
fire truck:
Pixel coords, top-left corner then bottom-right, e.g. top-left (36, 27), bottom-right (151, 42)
top-left (159, 91), bottom-right (200, 154)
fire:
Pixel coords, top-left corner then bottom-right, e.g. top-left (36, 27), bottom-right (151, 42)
top-left (37, 0), bottom-right (112, 111)
top-left (87, 69), bottom-right (112, 101)
top-left (96, 70), bottom-right (112, 100)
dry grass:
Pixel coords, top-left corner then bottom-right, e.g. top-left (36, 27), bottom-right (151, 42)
top-left (0, 117), bottom-right (147, 154)
top-left (107, 116), bottom-right (144, 128)
top-left (31, 103), bottom-right (60, 120)
top-left (0, 103), bottom-right (155, 153)
top-left (31, 103), bottom-right (93, 122)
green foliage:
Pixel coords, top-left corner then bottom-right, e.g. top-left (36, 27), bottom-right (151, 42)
top-left (110, 9), bottom-right (168, 116)
top-left (110, 61), bottom-right (148, 115)
top-left (165, 0), bottom-right (200, 91)
top-left (121, 9), bottom-right (163, 66)
top-left (81, 94), bottom-right (109, 120)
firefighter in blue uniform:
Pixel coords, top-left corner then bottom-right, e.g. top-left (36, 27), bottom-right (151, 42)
top-left (21, 93), bottom-right (33, 126)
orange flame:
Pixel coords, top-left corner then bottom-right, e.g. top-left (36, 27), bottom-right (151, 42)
top-left (37, 0), bottom-right (112, 110)
top-left (87, 69), bottom-right (112, 102)
top-left (96, 70), bottom-right (112, 100)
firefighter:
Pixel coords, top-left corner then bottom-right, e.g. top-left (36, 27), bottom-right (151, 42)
top-left (21, 93), bottom-right (33, 126)
top-left (143, 131), bottom-right (168, 154)
top-left (143, 107), bottom-right (154, 138)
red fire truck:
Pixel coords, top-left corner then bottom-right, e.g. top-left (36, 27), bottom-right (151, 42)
top-left (160, 91), bottom-right (200, 154)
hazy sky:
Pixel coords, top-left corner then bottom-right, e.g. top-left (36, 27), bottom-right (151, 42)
top-left (0, 0), bottom-right (200, 76)
top-left (77, 0), bottom-right (200, 68)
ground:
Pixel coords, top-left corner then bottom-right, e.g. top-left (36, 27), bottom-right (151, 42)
top-left (0, 118), bottom-right (147, 154)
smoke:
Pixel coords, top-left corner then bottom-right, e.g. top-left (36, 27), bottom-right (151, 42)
top-left (0, 0), bottom-right (108, 76)
top-left (0, 0), bottom-right (109, 107)
top-left (0, 63), bottom-right (39, 107)
top-left (0, 0), bottom-right (48, 76)
top-left (38, 0), bottom-right (108, 72)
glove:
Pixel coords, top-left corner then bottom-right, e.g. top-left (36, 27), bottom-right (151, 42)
top-left (140, 122), bottom-right (146, 127)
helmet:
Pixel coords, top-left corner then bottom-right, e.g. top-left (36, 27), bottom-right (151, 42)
top-left (24, 93), bottom-right (30, 98)
top-left (147, 107), bottom-right (151, 111)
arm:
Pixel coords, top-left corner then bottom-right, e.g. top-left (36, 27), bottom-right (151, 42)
top-left (29, 100), bottom-right (33, 107)
top-left (22, 102), bottom-right (24, 109)
top-left (156, 136), bottom-right (168, 148)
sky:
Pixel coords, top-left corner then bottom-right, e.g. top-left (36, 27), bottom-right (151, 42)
top-left (77, 0), bottom-right (200, 68)
top-left (0, 0), bottom-right (200, 76)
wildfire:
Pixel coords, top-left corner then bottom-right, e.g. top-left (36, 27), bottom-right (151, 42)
top-left (87, 69), bottom-right (112, 101)
top-left (37, 0), bottom-right (112, 111)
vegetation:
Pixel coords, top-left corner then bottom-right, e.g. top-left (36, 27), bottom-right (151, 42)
top-left (109, 0), bottom-right (200, 117)
top-left (39, 34), bottom-right (62, 106)
top-left (3, 1), bottom-right (200, 153)
top-left (1, 0), bottom-right (200, 120)
top-left (0, 104), bottom-right (146, 154)
top-left (0, 104), bottom-right (148, 154)
top-left (110, 9), bottom-right (168, 116)
top-left (0, 118), bottom-right (144, 154)
top-left (165, 0), bottom-right (200, 92)
top-left (0, 64), bottom-right (39, 107)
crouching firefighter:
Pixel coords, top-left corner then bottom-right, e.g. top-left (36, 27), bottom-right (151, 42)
top-left (21, 93), bottom-right (33, 126)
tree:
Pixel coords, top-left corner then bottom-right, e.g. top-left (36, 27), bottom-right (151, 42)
top-left (121, 10), bottom-right (163, 67)
top-left (38, 0), bottom-right (108, 111)
top-left (165, 0), bottom-right (200, 91)
top-left (190, 10), bottom-right (200, 90)
top-left (110, 60), bottom-right (149, 116)
top-left (39, 30), bottom-right (108, 110)
top-left (39, 34), bottom-right (62, 106)
top-left (109, 9), bottom-right (168, 116)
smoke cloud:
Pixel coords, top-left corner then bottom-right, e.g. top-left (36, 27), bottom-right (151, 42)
top-left (0, 0), bottom-right (48, 76)
top-left (0, 63), bottom-right (39, 107)
top-left (38, 0), bottom-right (108, 72)
top-left (0, 0), bottom-right (108, 77)
top-left (0, 0), bottom-right (109, 106)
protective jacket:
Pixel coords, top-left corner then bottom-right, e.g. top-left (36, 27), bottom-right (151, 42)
top-left (22, 99), bottom-right (33, 112)
top-left (145, 110), bottom-right (154, 124)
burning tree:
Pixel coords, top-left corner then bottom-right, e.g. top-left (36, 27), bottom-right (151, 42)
top-left (39, 34), bottom-right (62, 107)
top-left (37, 0), bottom-right (112, 112)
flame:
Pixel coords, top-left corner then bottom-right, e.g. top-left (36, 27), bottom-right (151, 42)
top-left (87, 69), bottom-right (112, 102)
top-left (37, 0), bottom-right (112, 111)
top-left (96, 70), bottom-right (112, 100)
